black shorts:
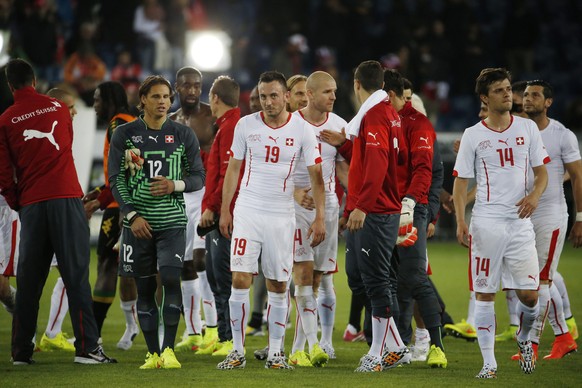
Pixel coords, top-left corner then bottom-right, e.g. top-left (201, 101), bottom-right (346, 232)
top-left (96, 207), bottom-right (121, 257)
top-left (119, 227), bottom-right (186, 277)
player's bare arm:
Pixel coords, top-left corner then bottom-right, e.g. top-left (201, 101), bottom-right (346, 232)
top-left (516, 164), bottom-right (548, 219)
top-left (565, 159), bottom-right (582, 247)
top-left (452, 177), bottom-right (469, 247)
top-left (320, 127), bottom-right (346, 147)
top-left (219, 157), bottom-right (243, 239)
top-left (306, 163), bottom-right (326, 247)
top-left (335, 159), bottom-right (349, 189)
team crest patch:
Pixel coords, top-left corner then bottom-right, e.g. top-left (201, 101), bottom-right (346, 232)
top-left (165, 135), bottom-right (174, 143)
top-left (285, 138), bottom-right (294, 146)
top-left (516, 137), bottom-right (524, 145)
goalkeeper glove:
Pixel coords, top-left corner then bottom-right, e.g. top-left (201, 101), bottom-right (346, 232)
top-left (399, 197), bottom-right (416, 235)
top-left (396, 227), bottom-right (418, 247)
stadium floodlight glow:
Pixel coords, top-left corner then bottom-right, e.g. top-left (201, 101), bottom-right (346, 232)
top-left (185, 30), bottom-right (231, 72)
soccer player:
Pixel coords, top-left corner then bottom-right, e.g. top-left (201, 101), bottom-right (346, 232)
top-left (288, 71), bottom-right (348, 367)
top-left (519, 80), bottom-right (581, 359)
top-left (287, 74), bottom-right (308, 113)
top-left (383, 70), bottom-right (448, 369)
top-left (169, 67), bottom-right (218, 352)
top-left (198, 75), bottom-right (242, 355)
top-left (0, 58), bottom-right (116, 365)
top-left (84, 82), bottom-right (140, 350)
top-left (344, 60), bottom-right (408, 372)
top-left (249, 85), bottom-right (261, 114)
top-left (216, 71), bottom-right (325, 370)
top-left (109, 75), bottom-right (205, 369)
top-left (453, 68), bottom-right (549, 378)
top-left (0, 193), bottom-right (17, 315)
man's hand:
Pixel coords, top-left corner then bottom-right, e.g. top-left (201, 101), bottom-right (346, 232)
top-left (219, 211), bottom-right (233, 239)
top-left (427, 223), bottom-right (436, 238)
top-left (397, 227), bottom-right (418, 247)
top-left (515, 193), bottom-right (540, 218)
top-left (82, 188), bottom-right (100, 203)
top-left (440, 190), bottom-right (454, 214)
top-left (308, 218), bottom-right (326, 247)
top-left (150, 176), bottom-right (174, 197)
top-left (338, 216), bottom-right (348, 234)
top-left (320, 127), bottom-right (347, 147)
top-left (399, 197), bottom-right (415, 235)
top-left (346, 208), bottom-right (366, 233)
top-left (200, 209), bottom-right (216, 229)
top-left (84, 199), bottom-right (100, 219)
top-left (456, 219), bottom-right (469, 247)
top-left (131, 217), bottom-right (153, 239)
top-left (294, 187), bottom-right (315, 210)
top-left (569, 221), bottom-right (582, 248)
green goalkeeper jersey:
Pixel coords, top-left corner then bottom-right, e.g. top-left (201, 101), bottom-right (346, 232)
top-left (108, 116), bottom-right (205, 230)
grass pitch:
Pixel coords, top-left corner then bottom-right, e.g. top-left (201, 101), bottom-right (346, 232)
top-left (1, 241), bottom-right (579, 387)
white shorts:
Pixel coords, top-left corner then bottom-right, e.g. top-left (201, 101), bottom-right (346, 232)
top-left (293, 203), bottom-right (339, 273)
top-left (231, 205), bottom-right (295, 282)
top-left (469, 217), bottom-right (539, 293)
top-left (533, 216), bottom-right (567, 281)
top-left (0, 205), bottom-right (19, 276)
top-left (184, 188), bottom-right (206, 260)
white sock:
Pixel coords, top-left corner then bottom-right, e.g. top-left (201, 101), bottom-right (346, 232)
top-left (267, 291), bottom-right (288, 358)
top-left (229, 287), bottom-right (250, 353)
top-left (516, 301), bottom-right (539, 343)
top-left (294, 285), bottom-right (318, 350)
top-left (317, 274), bottom-right (335, 346)
top-left (506, 290), bottom-right (519, 326)
top-left (120, 299), bottom-right (138, 329)
top-left (531, 284), bottom-right (550, 343)
top-left (467, 291), bottom-right (476, 327)
top-left (415, 327), bottom-right (430, 345)
top-left (548, 282), bottom-right (568, 335)
top-left (369, 315), bottom-right (389, 358)
top-left (475, 300), bottom-right (496, 368)
top-left (553, 272), bottom-right (572, 318)
top-left (181, 279), bottom-right (202, 335)
top-left (197, 271), bottom-right (217, 326)
top-left (385, 316), bottom-right (405, 351)
top-left (291, 301), bottom-right (307, 354)
top-left (46, 277), bottom-right (68, 338)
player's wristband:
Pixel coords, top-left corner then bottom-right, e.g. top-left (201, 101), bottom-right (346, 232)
top-left (576, 212), bottom-right (582, 222)
top-left (173, 180), bottom-right (186, 192)
top-left (126, 211), bottom-right (140, 225)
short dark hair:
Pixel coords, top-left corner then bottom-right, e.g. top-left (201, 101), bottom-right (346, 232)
top-left (354, 60), bottom-right (384, 92)
top-left (5, 58), bottom-right (35, 90)
top-left (526, 79), bottom-right (553, 99)
top-left (383, 69), bottom-right (404, 97)
top-left (402, 77), bottom-right (413, 91)
top-left (511, 80), bottom-right (528, 95)
top-left (176, 66), bottom-right (202, 82)
top-left (258, 71), bottom-right (287, 91)
top-left (97, 81), bottom-right (130, 118)
top-left (138, 75), bottom-right (174, 110)
top-left (475, 68), bottom-right (511, 96)
top-left (210, 75), bottom-right (240, 107)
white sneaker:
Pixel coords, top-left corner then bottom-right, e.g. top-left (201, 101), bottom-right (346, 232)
top-left (117, 325), bottom-right (139, 350)
top-left (410, 341), bottom-right (430, 362)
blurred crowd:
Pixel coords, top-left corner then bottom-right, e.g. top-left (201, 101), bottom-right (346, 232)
top-left (1, 0), bottom-right (581, 131)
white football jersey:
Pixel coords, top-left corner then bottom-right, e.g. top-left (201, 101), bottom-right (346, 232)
top-left (530, 119), bottom-right (581, 220)
top-left (454, 115), bottom-right (549, 219)
top-left (230, 112), bottom-right (321, 215)
top-left (0, 194), bottom-right (7, 207)
top-left (293, 110), bottom-right (346, 203)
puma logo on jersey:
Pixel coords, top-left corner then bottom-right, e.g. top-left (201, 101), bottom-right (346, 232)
top-left (368, 132), bottom-right (378, 140)
top-left (50, 100), bottom-right (61, 107)
top-left (478, 325), bottom-right (493, 332)
top-left (283, 268), bottom-right (289, 275)
top-left (212, 238), bottom-right (219, 246)
top-left (203, 300), bottom-right (214, 307)
top-left (175, 254), bottom-right (183, 262)
top-left (303, 307), bottom-right (317, 315)
top-left (498, 138), bottom-right (509, 146)
top-left (528, 274), bottom-right (538, 282)
top-left (321, 303), bottom-right (334, 312)
top-left (419, 136), bottom-right (429, 144)
top-left (328, 258), bottom-right (336, 264)
top-left (361, 248), bottom-right (370, 257)
top-left (269, 136), bottom-right (278, 144)
top-left (23, 120), bottom-right (60, 150)
top-left (149, 135), bottom-right (159, 143)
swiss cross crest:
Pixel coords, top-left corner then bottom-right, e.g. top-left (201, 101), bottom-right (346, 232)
top-left (516, 137), bottom-right (524, 145)
top-left (285, 138), bottom-right (294, 146)
top-left (165, 135), bottom-right (174, 143)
